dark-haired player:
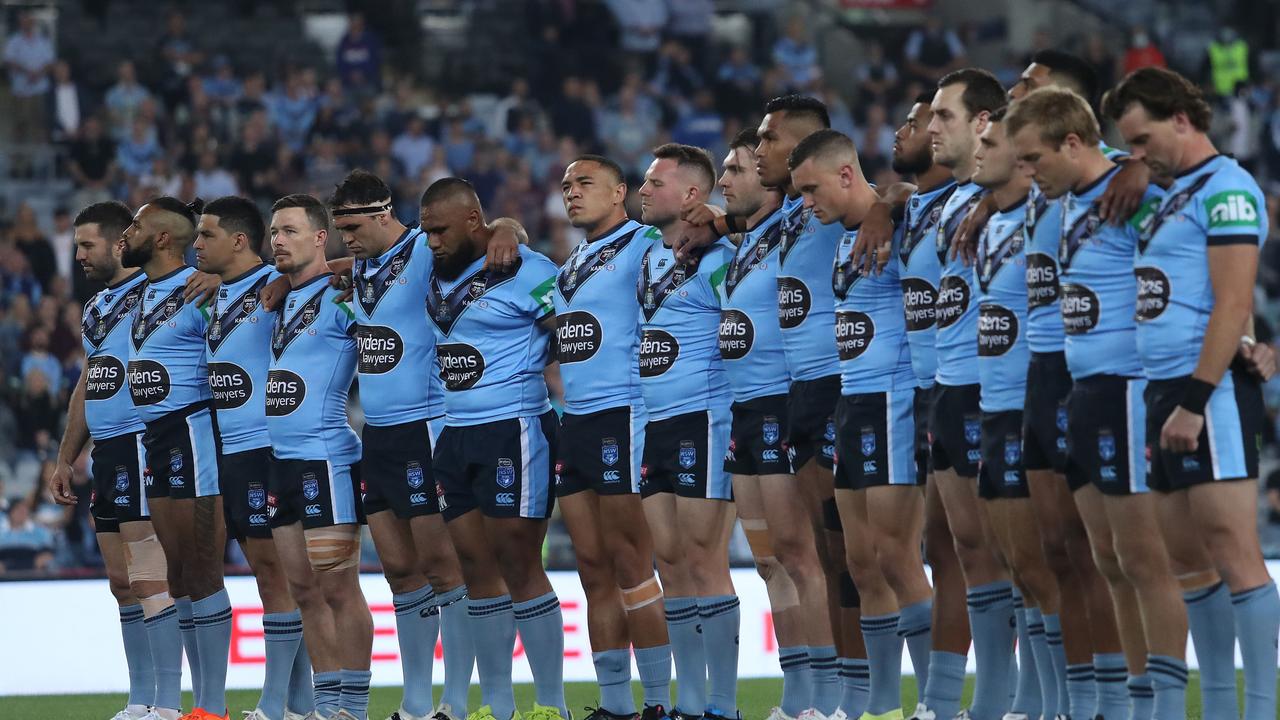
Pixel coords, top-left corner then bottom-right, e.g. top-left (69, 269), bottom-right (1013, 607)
top-left (122, 197), bottom-right (231, 720)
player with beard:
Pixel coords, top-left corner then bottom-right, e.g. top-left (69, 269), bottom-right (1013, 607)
top-left (715, 129), bottom-right (838, 720)
top-left (121, 197), bottom-right (232, 720)
top-left (49, 201), bottom-right (172, 720)
top-left (555, 154), bottom-right (673, 720)
top-left (422, 178), bottom-right (565, 720)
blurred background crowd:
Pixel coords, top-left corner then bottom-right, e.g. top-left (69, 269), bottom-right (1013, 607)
top-left (3, 0), bottom-right (1280, 577)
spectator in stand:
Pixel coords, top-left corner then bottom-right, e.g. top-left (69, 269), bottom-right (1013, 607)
top-left (47, 208), bottom-right (74, 287)
top-left (604, 0), bottom-right (669, 71)
top-left (154, 9), bottom-right (201, 110)
top-left (202, 55), bottom-right (241, 107)
top-left (903, 16), bottom-right (967, 83)
top-left (1083, 35), bottom-right (1117, 102)
top-left (304, 135), bottom-right (347, 193)
top-left (336, 12), bottom-right (383, 92)
top-left (377, 79), bottom-right (420, 138)
top-left (192, 149), bottom-right (239, 199)
top-left (856, 41), bottom-right (899, 111)
top-left (228, 110), bottom-right (276, 203)
top-left (600, 84), bottom-right (661, 181)
top-left (234, 70), bottom-right (268, 124)
top-left (493, 77), bottom-right (540, 137)
top-left (265, 143), bottom-right (304, 200)
top-left (0, 252), bottom-right (42, 310)
top-left (716, 45), bottom-right (763, 119)
top-left (1122, 27), bottom-right (1166, 74)
top-left (0, 498), bottom-right (55, 571)
top-left (1203, 26), bottom-right (1251, 98)
top-left (104, 60), bottom-right (151, 141)
top-left (549, 76), bottom-right (598, 148)
top-left (651, 39), bottom-right (705, 114)
top-left (391, 115), bottom-right (436, 181)
top-left (115, 116), bottom-right (162, 182)
top-left (441, 115), bottom-right (478, 173)
top-left (68, 115), bottom-right (116, 208)
top-left (3, 10), bottom-right (55, 165)
top-left (665, 0), bottom-right (715, 70)
top-left (854, 103), bottom-right (896, 166)
top-left (672, 88), bottom-right (725, 154)
top-left (10, 203), bottom-right (56, 293)
top-left (46, 60), bottom-right (84, 145)
top-left (772, 16), bottom-right (821, 91)
top-left (21, 326), bottom-right (63, 397)
top-left (270, 71), bottom-right (318, 152)
top-left (314, 76), bottom-right (363, 143)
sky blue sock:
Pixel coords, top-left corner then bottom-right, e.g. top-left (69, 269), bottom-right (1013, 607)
top-left (1041, 614), bottom-right (1069, 718)
top-left (634, 644), bottom-right (672, 710)
top-left (1146, 654), bottom-right (1187, 720)
top-left (897, 599), bottom-right (932, 706)
top-left (1026, 609), bottom-right (1057, 718)
top-left (260, 609), bottom-right (304, 720)
top-left (1127, 674), bottom-right (1153, 720)
top-left (1093, 652), bottom-right (1129, 720)
top-left (394, 584), bottom-right (439, 717)
top-left (174, 596), bottom-right (203, 708)
top-left (119, 604), bottom-right (155, 708)
top-left (1065, 664), bottom-right (1096, 720)
top-left (514, 592), bottom-right (567, 716)
top-left (469, 595), bottom-right (516, 720)
top-left (437, 585), bottom-right (475, 716)
top-left (313, 670), bottom-right (342, 718)
top-left (144, 604), bottom-right (183, 712)
top-left (699, 595), bottom-right (740, 715)
top-left (839, 657), bottom-right (870, 719)
top-left (966, 581), bottom-right (1015, 720)
top-left (778, 646), bottom-right (811, 717)
top-left (1010, 600), bottom-right (1041, 717)
top-left (807, 644), bottom-right (839, 716)
top-left (593, 649), bottom-right (636, 715)
top-left (1184, 582), bottom-right (1238, 720)
top-left (665, 597), bottom-right (706, 716)
top-left (923, 651), bottom-right (965, 720)
top-left (287, 633), bottom-right (314, 714)
top-left (340, 668), bottom-right (372, 720)
top-left (1231, 582), bottom-right (1280, 720)
top-left (859, 612), bottom-right (903, 716)
top-left (191, 589), bottom-right (232, 715)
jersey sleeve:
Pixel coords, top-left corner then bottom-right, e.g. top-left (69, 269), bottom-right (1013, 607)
top-left (518, 252), bottom-right (559, 321)
top-left (333, 292), bottom-right (357, 338)
top-left (1199, 170), bottom-right (1266, 246)
top-left (703, 242), bottom-right (733, 306)
top-left (189, 300), bottom-right (210, 338)
top-left (1126, 188), bottom-right (1164, 240)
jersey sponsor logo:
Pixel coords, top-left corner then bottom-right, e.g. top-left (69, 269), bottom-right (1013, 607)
top-left (555, 311), bottom-right (603, 364)
top-left (717, 309), bottom-right (754, 360)
top-left (638, 329), bottom-right (680, 377)
top-left (427, 260), bottom-right (522, 335)
top-left (126, 359), bottom-right (170, 405)
top-left (977, 304), bottom-right (1018, 356)
top-left (85, 355), bottom-right (127, 400)
top-left (935, 275), bottom-right (970, 329)
top-left (272, 286), bottom-right (327, 359)
top-left (679, 440), bottom-right (697, 470)
top-left (777, 276), bottom-right (811, 328)
top-left (114, 465), bottom-right (130, 492)
top-left (131, 286), bottom-right (184, 350)
top-left (436, 342), bottom-right (486, 390)
top-left (1025, 253), bottom-right (1059, 309)
top-left (558, 225), bottom-right (640, 301)
top-left (496, 458), bottom-right (515, 488)
top-left (302, 472), bottom-right (320, 501)
top-left (356, 325), bottom-right (404, 374)
top-left (1133, 267), bottom-right (1171, 322)
top-left (407, 461), bottom-right (424, 489)
top-left (835, 310), bottom-right (875, 361)
top-left (247, 484), bottom-right (266, 510)
top-left (601, 437), bottom-right (619, 467)
top-left (725, 218), bottom-right (782, 297)
top-left (1059, 283), bottom-right (1100, 335)
top-left (901, 278), bottom-right (937, 331)
top-left (762, 417), bottom-right (780, 446)
top-left (84, 281), bottom-right (143, 350)
top-left (208, 362), bottom-right (253, 409)
top-left (265, 369), bottom-right (306, 416)
top-left (861, 426), bottom-right (876, 456)
top-left (1205, 190), bottom-right (1260, 230)
top-left (355, 231), bottom-right (419, 315)
top-left (207, 274), bottom-right (270, 352)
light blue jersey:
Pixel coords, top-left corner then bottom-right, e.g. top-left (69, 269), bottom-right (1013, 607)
top-left (353, 226), bottom-right (446, 425)
top-left (1024, 183), bottom-right (1066, 354)
top-left (82, 271), bottom-right (147, 440)
top-left (637, 233), bottom-right (734, 419)
top-left (266, 273), bottom-right (361, 464)
top-left (720, 208), bottom-right (790, 402)
top-left (976, 196), bottom-right (1030, 412)
top-left (1059, 167), bottom-right (1162, 379)
top-left (777, 194), bottom-right (845, 381)
top-left (834, 222), bottom-right (913, 395)
top-left (934, 181), bottom-right (987, 386)
top-left (899, 180), bottom-right (957, 387)
top-left (128, 267), bottom-right (211, 422)
top-left (427, 245), bottom-right (557, 425)
top-left (1135, 154), bottom-right (1268, 379)
top-left (205, 264), bottom-right (276, 454)
top-left (553, 218), bottom-right (652, 414)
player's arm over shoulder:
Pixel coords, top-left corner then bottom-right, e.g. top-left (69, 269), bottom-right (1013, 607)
top-left (519, 248), bottom-right (558, 321)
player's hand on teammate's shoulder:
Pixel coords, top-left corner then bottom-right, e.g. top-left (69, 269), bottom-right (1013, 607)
top-left (675, 203), bottom-right (724, 262)
top-left (485, 217), bottom-right (527, 271)
top-left (855, 200), bottom-right (896, 276)
top-left (49, 460), bottom-right (77, 506)
top-left (260, 274), bottom-right (293, 311)
top-left (1098, 159), bottom-right (1150, 224)
top-left (182, 270), bottom-right (221, 306)
top-left (952, 192), bottom-right (994, 266)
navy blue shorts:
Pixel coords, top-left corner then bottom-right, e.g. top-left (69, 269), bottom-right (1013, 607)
top-left (268, 458), bottom-right (365, 529)
top-left (362, 417), bottom-right (443, 518)
top-left (434, 411), bottom-right (558, 521)
top-left (725, 394), bottom-right (794, 477)
top-left (221, 447), bottom-right (273, 540)
top-left (979, 410), bottom-right (1030, 500)
top-left (90, 430), bottom-right (149, 532)
top-left (142, 402), bottom-right (221, 500)
top-left (1144, 369), bottom-right (1264, 492)
top-left (834, 389), bottom-right (919, 490)
top-left (556, 406), bottom-right (645, 496)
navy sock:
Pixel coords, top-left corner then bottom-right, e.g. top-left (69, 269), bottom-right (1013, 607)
top-left (634, 644), bottom-right (672, 710)
top-left (593, 649), bottom-right (636, 715)
top-left (1146, 654), bottom-right (1188, 720)
top-left (897, 599), bottom-right (932, 706)
top-left (1231, 582), bottom-right (1280, 720)
top-left (1126, 673), bottom-right (1153, 720)
top-left (260, 609), bottom-right (304, 720)
top-left (513, 592), bottom-right (567, 716)
top-left (778, 646), bottom-right (811, 717)
top-left (393, 584), bottom-right (439, 717)
top-left (1064, 663), bottom-right (1096, 720)
top-left (119, 604), bottom-right (155, 708)
top-left (1010, 599), bottom-right (1041, 717)
top-left (174, 596), bottom-right (202, 708)
top-left (807, 645), bottom-right (839, 716)
top-left (665, 597), bottom-right (706, 716)
top-left (339, 668), bottom-right (372, 720)
top-left (438, 585), bottom-right (475, 716)
top-left (469, 595), bottom-right (516, 720)
top-left (286, 634), bottom-right (314, 715)
top-left (922, 651), bottom-right (965, 720)
top-left (1184, 582), bottom-right (1238, 720)
top-left (838, 657), bottom-right (870, 719)
top-left (1093, 652), bottom-right (1128, 720)
top-left (313, 670), bottom-right (342, 718)
top-left (699, 595), bottom-right (740, 715)
top-left (860, 612), bottom-right (903, 716)
top-left (1041, 614), bottom-right (1069, 718)
top-left (966, 581), bottom-right (1015, 720)
top-left (191, 589), bottom-right (232, 715)
top-left (144, 603), bottom-right (184, 712)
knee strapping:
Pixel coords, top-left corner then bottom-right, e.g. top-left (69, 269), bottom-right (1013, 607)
top-left (621, 576), bottom-right (663, 611)
top-left (125, 534), bottom-right (169, 584)
top-left (839, 570), bottom-right (860, 608)
top-left (822, 498), bottom-right (842, 532)
top-left (1177, 569), bottom-right (1222, 591)
top-left (741, 518), bottom-right (775, 558)
top-left (305, 528), bottom-right (360, 572)
top-left (759, 557), bottom-right (800, 610)
top-left (140, 591), bottom-right (174, 617)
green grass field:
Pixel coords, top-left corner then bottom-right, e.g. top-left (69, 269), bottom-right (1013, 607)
top-left (0, 674), bottom-right (1234, 720)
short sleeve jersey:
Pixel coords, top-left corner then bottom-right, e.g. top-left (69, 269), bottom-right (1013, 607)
top-left (976, 197), bottom-right (1030, 412)
top-left (205, 264), bottom-right (276, 454)
top-left (719, 208), bottom-right (790, 402)
top-left (834, 221), bottom-right (913, 395)
top-left (82, 271), bottom-right (147, 440)
top-left (777, 194), bottom-right (845, 381)
top-left (128, 267), bottom-right (211, 423)
top-left (933, 181), bottom-right (987, 386)
top-left (899, 180), bottom-right (957, 387)
top-left (426, 245), bottom-right (557, 425)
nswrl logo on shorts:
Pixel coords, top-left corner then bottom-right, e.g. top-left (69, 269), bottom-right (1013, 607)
top-left (679, 441), bottom-right (697, 470)
top-left (302, 472), bottom-right (320, 501)
top-left (248, 485), bottom-right (266, 510)
top-left (407, 461), bottom-right (424, 489)
top-left (496, 458), bottom-right (515, 488)
top-left (601, 438), bottom-right (619, 467)
top-left (861, 427), bottom-right (876, 457)
top-left (762, 417), bottom-right (779, 446)
top-left (115, 466), bottom-right (130, 492)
